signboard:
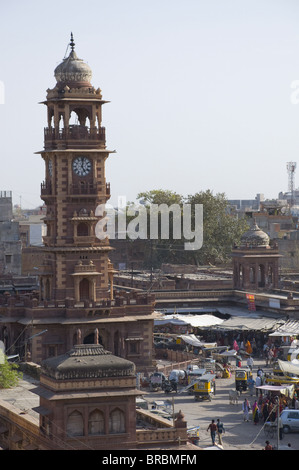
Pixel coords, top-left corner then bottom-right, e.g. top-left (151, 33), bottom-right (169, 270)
top-left (246, 294), bottom-right (256, 311)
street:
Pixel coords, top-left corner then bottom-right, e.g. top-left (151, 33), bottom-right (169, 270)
top-left (144, 358), bottom-right (299, 450)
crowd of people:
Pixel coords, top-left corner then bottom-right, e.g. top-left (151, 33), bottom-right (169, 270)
top-left (205, 334), bottom-right (299, 449)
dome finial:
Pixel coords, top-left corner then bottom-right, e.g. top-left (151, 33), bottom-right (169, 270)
top-left (70, 32), bottom-right (75, 52)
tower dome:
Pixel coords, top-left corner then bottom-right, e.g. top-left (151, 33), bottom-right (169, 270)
top-left (240, 221), bottom-right (270, 247)
top-left (41, 344), bottom-right (136, 380)
top-left (54, 33), bottom-right (92, 88)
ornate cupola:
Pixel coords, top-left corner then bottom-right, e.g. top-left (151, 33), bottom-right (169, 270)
top-left (37, 34), bottom-right (115, 302)
top-left (54, 33), bottom-right (92, 89)
top-left (232, 220), bottom-right (281, 291)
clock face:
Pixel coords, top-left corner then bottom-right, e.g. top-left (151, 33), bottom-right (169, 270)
top-left (72, 157), bottom-right (92, 176)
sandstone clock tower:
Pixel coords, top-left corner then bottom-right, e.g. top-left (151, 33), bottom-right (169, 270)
top-left (38, 34), bottom-right (113, 303)
top-left (0, 35), bottom-right (156, 371)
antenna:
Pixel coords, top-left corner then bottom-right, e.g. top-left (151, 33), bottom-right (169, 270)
top-left (287, 161), bottom-right (297, 206)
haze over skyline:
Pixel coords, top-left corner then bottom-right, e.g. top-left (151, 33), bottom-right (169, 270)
top-left (1, 0), bottom-right (299, 209)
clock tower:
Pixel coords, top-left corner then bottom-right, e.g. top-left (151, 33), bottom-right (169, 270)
top-left (38, 34), bottom-right (113, 303)
top-left (0, 35), bottom-right (156, 370)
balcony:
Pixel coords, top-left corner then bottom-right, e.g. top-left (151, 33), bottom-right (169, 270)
top-left (44, 125), bottom-right (106, 150)
top-left (41, 181), bottom-right (110, 198)
top-left (41, 181), bottom-right (52, 197)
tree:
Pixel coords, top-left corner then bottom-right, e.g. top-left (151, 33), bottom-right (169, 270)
top-left (185, 190), bottom-right (249, 265)
top-left (136, 190), bottom-right (185, 268)
top-left (0, 356), bottom-right (22, 389)
top-left (137, 189), bottom-right (183, 206)
top-left (135, 189), bottom-right (249, 267)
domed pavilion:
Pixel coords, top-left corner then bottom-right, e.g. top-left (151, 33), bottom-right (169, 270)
top-left (232, 220), bottom-right (281, 291)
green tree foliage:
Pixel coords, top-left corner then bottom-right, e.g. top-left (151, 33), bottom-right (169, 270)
top-left (134, 189), bottom-right (248, 267)
top-left (185, 190), bottom-right (249, 265)
top-left (0, 357), bottom-right (22, 389)
top-left (136, 189), bottom-right (185, 268)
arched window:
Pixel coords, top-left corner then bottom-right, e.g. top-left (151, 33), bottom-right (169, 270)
top-left (249, 267), bottom-right (255, 284)
top-left (258, 265), bottom-right (265, 287)
top-left (45, 278), bottom-right (51, 300)
top-left (268, 266), bottom-right (273, 284)
top-left (77, 222), bottom-right (89, 236)
top-left (88, 409), bottom-right (105, 435)
top-left (67, 410), bottom-right (84, 437)
top-left (109, 408), bottom-right (125, 434)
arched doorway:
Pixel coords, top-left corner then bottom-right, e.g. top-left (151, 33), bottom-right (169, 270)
top-left (83, 331), bottom-right (103, 345)
top-left (45, 278), bottom-right (51, 300)
top-left (79, 278), bottom-right (90, 300)
top-left (258, 265), bottom-right (265, 287)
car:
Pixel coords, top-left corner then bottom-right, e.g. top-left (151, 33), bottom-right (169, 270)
top-left (281, 409), bottom-right (299, 433)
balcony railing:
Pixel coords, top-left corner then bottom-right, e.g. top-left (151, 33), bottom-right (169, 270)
top-left (44, 125), bottom-right (106, 149)
top-left (41, 181), bottom-right (110, 197)
top-left (69, 181), bottom-right (98, 195)
top-left (41, 181), bottom-right (52, 196)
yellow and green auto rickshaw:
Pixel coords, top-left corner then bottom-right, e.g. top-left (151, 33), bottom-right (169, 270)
top-left (235, 367), bottom-right (253, 392)
top-left (193, 373), bottom-right (216, 401)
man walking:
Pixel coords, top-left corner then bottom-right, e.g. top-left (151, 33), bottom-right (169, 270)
top-left (207, 419), bottom-right (217, 445)
top-left (216, 418), bottom-right (225, 446)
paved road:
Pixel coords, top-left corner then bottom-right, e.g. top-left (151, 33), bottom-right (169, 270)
top-left (145, 358), bottom-right (299, 450)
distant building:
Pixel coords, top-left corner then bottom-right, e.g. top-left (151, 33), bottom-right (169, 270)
top-left (232, 221), bottom-right (280, 290)
top-left (0, 191), bottom-right (22, 275)
top-left (228, 193), bottom-right (264, 213)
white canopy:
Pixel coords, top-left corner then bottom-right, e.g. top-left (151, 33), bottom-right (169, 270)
top-left (277, 359), bottom-right (299, 377)
top-left (178, 334), bottom-right (217, 348)
top-left (256, 384), bottom-right (295, 398)
top-left (155, 314), bottom-right (224, 328)
top-left (269, 320), bottom-right (299, 337)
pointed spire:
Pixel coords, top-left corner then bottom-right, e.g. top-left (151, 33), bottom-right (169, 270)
top-left (70, 32), bottom-right (75, 52)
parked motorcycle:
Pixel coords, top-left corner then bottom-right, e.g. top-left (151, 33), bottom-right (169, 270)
top-left (163, 379), bottom-right (178, 394)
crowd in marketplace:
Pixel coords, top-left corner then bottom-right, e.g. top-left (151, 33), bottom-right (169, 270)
top-left (155, 320), bottom-right (299, 436)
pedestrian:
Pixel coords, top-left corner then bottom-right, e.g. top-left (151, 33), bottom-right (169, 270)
top-left (207, 419), bottom-right (217, 445)
top-left (268, 347), bottom-right (274, 366)
top-left (262, 400), bottom-right (269, 423)
top-left (247, 355), bottom-right (254, 370)
top-left (242, 398), bottom-right (250, 422)
top-left (264, 440), bottom-right (273, 450)
top-left (216, 418), bottom-right (225, 446)
top-left (246, 340), bottom-right (253, 355)
top-left (255, 374), bottom-right (262, 396)
top-left (278, 414), bottom-right (283, 440)
top-left (248, 375), bottom-right (255, 396)
top-left (252, 400), bottom-right (259, 425)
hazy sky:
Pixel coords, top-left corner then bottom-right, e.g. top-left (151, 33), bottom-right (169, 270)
top-left (1, 0), bottom-right (299, 208)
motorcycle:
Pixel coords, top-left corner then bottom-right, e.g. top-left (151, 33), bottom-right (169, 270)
top-left (163, 379), bottom-right (178, 394)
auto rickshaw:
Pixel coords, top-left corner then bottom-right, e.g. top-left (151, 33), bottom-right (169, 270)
top-left (149, 372), bottom-right (166, 391)
top-left (193, 373), bottom-right (216, 401)
top-left (235, 366), bottom-right (252, 392)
